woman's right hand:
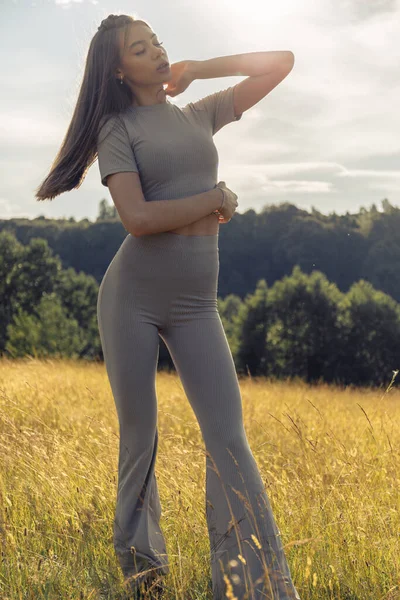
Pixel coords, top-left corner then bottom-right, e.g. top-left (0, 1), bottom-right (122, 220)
top-left (214, 181), bottom-right (238, 223)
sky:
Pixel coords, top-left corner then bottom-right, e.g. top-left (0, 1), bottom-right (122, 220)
top-left (1, 0), bottom-right (400, 221)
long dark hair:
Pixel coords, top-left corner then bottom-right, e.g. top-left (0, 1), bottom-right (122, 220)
top-left (35, 14), bottom-right (149, 201)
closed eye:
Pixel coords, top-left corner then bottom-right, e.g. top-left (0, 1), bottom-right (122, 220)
top-left (135, 42), bottom-right (164, 56)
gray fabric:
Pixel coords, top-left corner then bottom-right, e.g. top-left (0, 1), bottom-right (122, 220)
top-left (97, 231), bottom-right (301, 599)
top-left (96, 85), bottom-right (242, 195)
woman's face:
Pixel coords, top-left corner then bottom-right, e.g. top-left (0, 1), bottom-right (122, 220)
top-left (117, 23), bottom-right (171, 86)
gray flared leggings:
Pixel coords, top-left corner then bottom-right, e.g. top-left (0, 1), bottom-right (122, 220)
top-left (97, 231), bottom-right (300, 600)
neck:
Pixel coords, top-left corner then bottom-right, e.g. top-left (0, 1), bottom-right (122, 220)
top-left (131, 85), bottom-right (167, 107)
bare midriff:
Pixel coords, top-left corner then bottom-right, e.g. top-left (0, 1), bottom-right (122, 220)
top-left (167, 212), bottom-right (220, 236)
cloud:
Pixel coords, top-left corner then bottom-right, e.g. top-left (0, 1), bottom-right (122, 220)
top-left (1, 0), bottom-right (399, 219)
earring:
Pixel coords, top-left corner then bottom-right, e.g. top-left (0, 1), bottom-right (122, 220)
top-left (120, 77), bottom-right (123, 85)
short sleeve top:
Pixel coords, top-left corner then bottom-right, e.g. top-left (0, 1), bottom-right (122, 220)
top-left (96, 85), bottom-right (242, 202)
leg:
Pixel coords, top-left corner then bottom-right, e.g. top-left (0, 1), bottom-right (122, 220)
top-left (160, 314), bottom-right (300, 600)
top-left (97, 281), bottom-right (169, 585)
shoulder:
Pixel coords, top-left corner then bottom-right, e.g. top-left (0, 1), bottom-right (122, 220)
top-left (97, 112), bottom-right (128, 143)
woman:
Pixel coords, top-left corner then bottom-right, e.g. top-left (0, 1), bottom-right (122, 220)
top-left (35, 13), bottom-right (300, 600)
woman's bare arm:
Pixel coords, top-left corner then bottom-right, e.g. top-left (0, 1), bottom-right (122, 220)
top-left (137, 188), bottom-right (222, 235)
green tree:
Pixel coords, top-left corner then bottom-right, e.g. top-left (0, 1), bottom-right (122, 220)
top-left (232, 280), bottom-right (270, 376)
top-left (217, 293), bottom-right (242, 345)
top-left (336, 280), bottom-right (400, 387)
top-left (6, 293), bottom-right (86, 358)
top-left (0, 231), bottom-right (61, 354)
top-left (361, 238), bottom-right (400, 302)
top-left (0, 230), bottom-right (101, 359)
top-left (12, 237), bottom-right (61, 313)
top-left (265, 266), bottom-right (343, 383)
top-left (0, 230), bottom-right (23, 351)
top-left (53, 268), bottom-right (101, 358)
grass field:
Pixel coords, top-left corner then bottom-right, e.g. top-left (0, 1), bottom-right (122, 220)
top-left (0, 357), bottom-right (399, 599)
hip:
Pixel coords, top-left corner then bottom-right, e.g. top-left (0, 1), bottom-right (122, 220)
top-left (97, 232), bottom-right (220, 323)
top-left (99, 231), bottom-right (220, 295)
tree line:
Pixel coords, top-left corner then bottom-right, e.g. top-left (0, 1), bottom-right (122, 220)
top-left (0, 198), bottom-right (399, 388)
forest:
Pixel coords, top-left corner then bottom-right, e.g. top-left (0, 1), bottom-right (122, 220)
top-left (1, 198), bottom-right (399, 388)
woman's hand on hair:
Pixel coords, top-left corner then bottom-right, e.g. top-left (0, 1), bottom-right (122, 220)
top-left (164, 60), bottom-right (194, 97)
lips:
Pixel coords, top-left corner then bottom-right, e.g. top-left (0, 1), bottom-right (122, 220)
top-left (157, 62), bottom-right (169, 71)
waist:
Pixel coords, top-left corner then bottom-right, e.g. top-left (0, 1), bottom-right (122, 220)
top-left (165, 213), bottom-right (220, 236)
top-left (130, 230), bottom-right (219, 251)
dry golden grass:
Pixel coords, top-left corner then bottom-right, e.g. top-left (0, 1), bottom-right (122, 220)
top-left (0, 357), bottom-right (399, 599)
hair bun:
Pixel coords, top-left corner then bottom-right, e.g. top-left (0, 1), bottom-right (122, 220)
top-left (98, 14), bottom-right (120, 32)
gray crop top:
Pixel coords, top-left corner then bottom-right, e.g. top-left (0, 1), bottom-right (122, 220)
top-left (96, 84), bottom-right (242, 201)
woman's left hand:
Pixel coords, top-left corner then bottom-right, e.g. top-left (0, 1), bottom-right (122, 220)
top-left (164, 61), bottom-right (194, 97)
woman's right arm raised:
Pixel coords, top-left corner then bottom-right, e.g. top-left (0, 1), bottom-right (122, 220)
top-left (106, 172), bottom-right (224, 236)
